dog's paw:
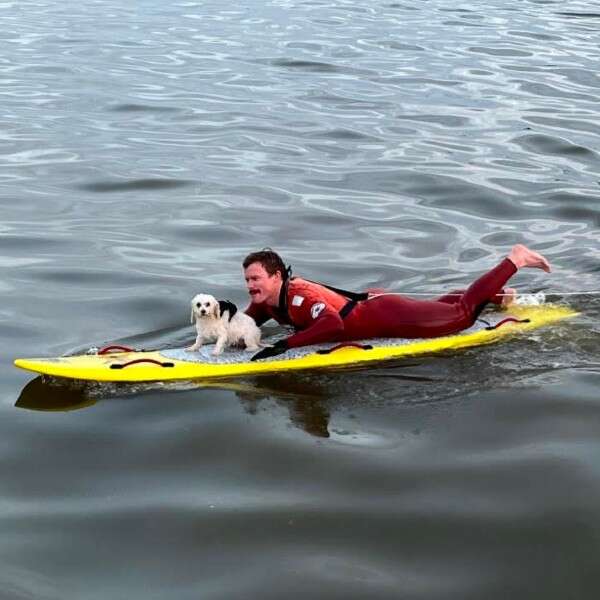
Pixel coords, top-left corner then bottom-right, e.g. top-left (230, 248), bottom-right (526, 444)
top-left (186, 345), bottom-right (199, 352)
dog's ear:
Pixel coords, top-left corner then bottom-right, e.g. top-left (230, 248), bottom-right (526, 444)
top-left (218, 300), bottom-right (238, 321)
top-left (190, 306), bottom-right (195, 324)
top-left (212, 300), bottom-right (220, 320)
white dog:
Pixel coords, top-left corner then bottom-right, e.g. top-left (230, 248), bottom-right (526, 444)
top-left (188, 294), bottom-right (262, 356)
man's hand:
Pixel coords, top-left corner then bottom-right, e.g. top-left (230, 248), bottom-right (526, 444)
top-left (251, 340), bottom-right (288, 361)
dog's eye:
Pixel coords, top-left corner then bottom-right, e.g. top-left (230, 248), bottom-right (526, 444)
top-left (196, 302), bottom-right (201, 308)
top-left (204, 302), bottom-right (210, 307)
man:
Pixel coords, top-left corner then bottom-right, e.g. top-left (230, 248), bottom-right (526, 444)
top-left (244, 245), bottom-right (551, 361)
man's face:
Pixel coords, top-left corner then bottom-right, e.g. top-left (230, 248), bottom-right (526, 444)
top-left (244, 262), bottom-right (282, 305)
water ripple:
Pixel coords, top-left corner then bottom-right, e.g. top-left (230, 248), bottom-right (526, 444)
top-left (3, 1), bottom-right (600, 598)
top-left (77, 178), bottom-right (194, 192)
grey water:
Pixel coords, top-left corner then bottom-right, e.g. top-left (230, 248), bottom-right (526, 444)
top-left (2, 0), bottom-right (600, 598)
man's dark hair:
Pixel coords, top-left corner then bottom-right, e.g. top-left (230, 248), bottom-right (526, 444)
top-left (243, 248), bottom-right (288, 279)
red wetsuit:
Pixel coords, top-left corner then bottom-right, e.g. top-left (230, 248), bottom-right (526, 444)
top-left (245, 258), bottom-right (517, 348)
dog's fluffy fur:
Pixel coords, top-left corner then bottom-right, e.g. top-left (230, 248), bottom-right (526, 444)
top-left (188, 294), bottom-right (261, 355)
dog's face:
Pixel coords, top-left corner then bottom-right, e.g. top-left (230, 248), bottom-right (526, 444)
top-left (190, 293), bottom-right (219, 323)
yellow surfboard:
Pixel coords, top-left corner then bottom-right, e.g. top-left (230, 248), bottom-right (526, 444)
top-left (14, 305), bottom-right (577, 383)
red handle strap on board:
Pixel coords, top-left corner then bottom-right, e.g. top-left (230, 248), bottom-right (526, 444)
top-left (316, 342), bottom-right (373, 355)
top-left (110, 358), bottom-right (174, 370)
top-left (485, 317), bottom-right (531, 331)
top-left (98, 345), bottom-right (136, 355)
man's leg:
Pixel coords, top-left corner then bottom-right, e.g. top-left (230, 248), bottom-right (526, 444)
top-left (356, 245), bottom-right (550, 339)
top-left (460, 245), bottom-right (551, 321)
top-left (436, 289), bottom-right (465, 305)
top-left (437, 287), bottom-right (517, 307)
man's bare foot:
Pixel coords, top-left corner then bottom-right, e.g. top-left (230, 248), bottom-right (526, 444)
top-left (501, 287), bottom-right (517, 307)
top-left (367, 287), bottom-right (387, 297)
top-left (507, 244), bottom-right (551, 272)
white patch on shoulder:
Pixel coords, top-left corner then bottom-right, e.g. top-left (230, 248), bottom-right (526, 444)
top-left (311, 302), bottom-right (326, 319)
top-left (292, 295), bottom-right (304, 307)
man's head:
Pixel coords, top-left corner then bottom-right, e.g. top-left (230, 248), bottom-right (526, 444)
top-left (243, 248), bottom-right (288, 305)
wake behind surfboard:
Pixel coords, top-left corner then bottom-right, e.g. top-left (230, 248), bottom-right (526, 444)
top-left (14, 305), bottom-right (577, 383)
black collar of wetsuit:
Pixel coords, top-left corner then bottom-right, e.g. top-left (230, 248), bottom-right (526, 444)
top-left (274, 276), bottom-right (294, 325)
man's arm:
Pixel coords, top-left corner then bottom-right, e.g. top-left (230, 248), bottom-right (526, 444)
top-left (252, 306), bottom-right (345, 361)
top-left (250, 288), bottom-right (347, 361)
top-left (283, 307), bottom-right (344, 348)
top-left (244, 302), bottom-right (271, 327)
